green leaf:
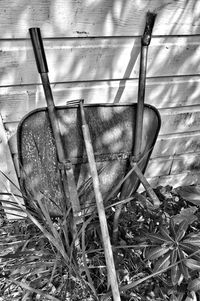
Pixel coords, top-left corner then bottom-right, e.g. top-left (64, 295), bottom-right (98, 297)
top-left (176, 185), bottom-right (200, 206)
top-left (178, 249), bottom-right (190, 280)
top-left (153, 252), bottom-right (171, 273)
top-left (169, 293), bottom-right (180, 301)
top-left (145, 246), bottom-right (170, 260)
top-left (185, 259), bottom-right (200, 271)
top-left (146, 233), bottom-right (169, 244)
top-left (183, 233), bottom-right (200, 247)
top-left (171, 249), bottom-right (178, 265)
top-left (188, 278), bottom-right (200, 292)
top-left (185, 291), bottom-right (198, 301)
top-left (180, 243), bottom-right (200, 261)
top-left (171, 263), bottom-right (182, 286)
top-left (159, 226), bottom-right (174, 242)
top-left (170, 248), bottom-right (179, 285)
top-left (170, 218), bottom-right (177, 238)
top-left (173, 207), bottom-right (198, 225)
top-left (175, 220), bottom-right (189, 242)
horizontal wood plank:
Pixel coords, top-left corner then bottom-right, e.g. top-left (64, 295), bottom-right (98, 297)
top-left (0, 36), bottom-right (200, 86)
top-left (5, 113), bottom-right (200, 157)
top-left (153, 132), bottom-right (200, 157)
top-left (171, 152), bottom-right (200, 175)
top-left (1, 76), bottom-right (200, 124)
top-left (147, 171), bottom-right (200, 189)
top-left (0, 0), bottom-right (199, 38)
top-left (3, 104), bottom-right (200, 142)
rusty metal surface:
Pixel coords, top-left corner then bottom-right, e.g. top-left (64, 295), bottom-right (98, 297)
top-left (17, 103), bottom-right (160, 216)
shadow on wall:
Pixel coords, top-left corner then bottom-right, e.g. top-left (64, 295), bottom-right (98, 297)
top-left (1, 0), bottom-right (200, 189)
top-left (1, 0), bottom-right (200, 107)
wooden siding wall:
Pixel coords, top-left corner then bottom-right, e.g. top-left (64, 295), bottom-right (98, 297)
top-left (1, 0), bottom-right (200, 212)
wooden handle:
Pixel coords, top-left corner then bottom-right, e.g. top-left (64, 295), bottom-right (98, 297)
top-left (134, 11), bottom-right (156, 160)
top-left (29, 27), bottom-right (48, 74)
top-left (142, 11), bottom-right (157, 46)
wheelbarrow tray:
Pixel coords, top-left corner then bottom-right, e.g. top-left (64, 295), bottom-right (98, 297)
top-left (17, 102), bottom-right (160, 216)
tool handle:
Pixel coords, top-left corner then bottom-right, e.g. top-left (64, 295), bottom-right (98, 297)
top-left (142, 11), bottom-right (156, 46)
top-left (29, 27), bottom-right (48, 74)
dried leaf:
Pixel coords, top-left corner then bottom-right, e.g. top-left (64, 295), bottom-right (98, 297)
top-left (185, 259), bottom-right (200, 271)
top-left (188, 278), bottom-right (200, 292)
top-left (153, 252), bottom-right (170, 273)
top-left (146, 246), bottom-right (170, 261)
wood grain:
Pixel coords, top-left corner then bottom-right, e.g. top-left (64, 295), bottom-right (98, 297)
top-left (0, 0), bottom-right (199, 38)
top-left (0, 36), bottom-right (199, 86)
top-left (1, 75), bottom-right (200, 124)
top-left (147, 171), bottom-right (200, 189)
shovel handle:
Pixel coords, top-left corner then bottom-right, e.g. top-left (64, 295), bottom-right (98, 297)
top-left (142, 11), bottom-right (156, 46)
top-left (29, 27), bottom-right (48, 74)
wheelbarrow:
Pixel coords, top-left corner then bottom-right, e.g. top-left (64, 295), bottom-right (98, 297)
top-left (17, 12), bottom-right (160, 300)
top-left (17, 12), bottom-right (160, 218)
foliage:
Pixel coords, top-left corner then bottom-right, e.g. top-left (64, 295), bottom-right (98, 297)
top-left (1, 183), bottom-right (200, 300)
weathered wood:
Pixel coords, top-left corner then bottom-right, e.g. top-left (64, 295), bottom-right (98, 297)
top-left (5, 105), bottom-right (200, 142)
top-left (0, 0), bottom-right (199, 38)
top-left (146, 152), bottom-right (200, 178)
top-left (147, 171), bottom-right (200, 189)
top-left (159, 107), bottom-right (200, 135)
top-left (2, 76), bottom-right (200, 123)
top-left (0, 114), bottom-right (24, 219)
top-left (152, 132), bottom-right (200, 157)
top-left (170, 152), bottom-right (200, 175)
top-left (0, 92), bottom-right (36, 122)
top-left (0, 36), bottom-right (200, 86)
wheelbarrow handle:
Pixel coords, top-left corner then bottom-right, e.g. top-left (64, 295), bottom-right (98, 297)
top-left (142, 11), bottom-right (157, 46)
top-left (29, 27), bottom-right (48, 74)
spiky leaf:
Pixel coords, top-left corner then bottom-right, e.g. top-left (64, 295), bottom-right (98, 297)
top-left (153, 252), bottom-right (170, 273)
top-left (188, 278), bottom-right (200, 292)
top-left (146, 246), bottom-right (170, 261)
